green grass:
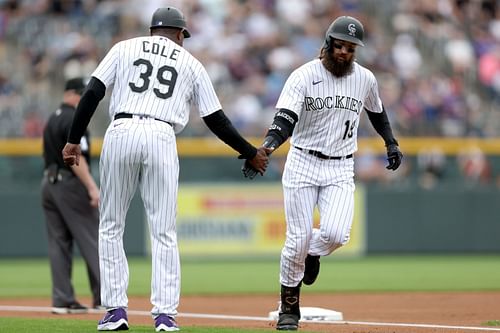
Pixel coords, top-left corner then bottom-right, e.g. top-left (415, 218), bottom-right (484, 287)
top-left (0, 317), bottom-right (323, 333)
top-left (484, 320), bottom-right (500, 326)
top-left (0, 254), bottom-right (499, 298)
top-left (0, 255), bottom-right (499, 333)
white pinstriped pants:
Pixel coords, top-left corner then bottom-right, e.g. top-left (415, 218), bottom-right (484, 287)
top-left (99, 117), bottom-right (180, 316)
top-left (280, 147), bottom-right (355, 287)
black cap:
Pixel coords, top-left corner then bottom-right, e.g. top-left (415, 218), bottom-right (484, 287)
top-left (64, 77), bottom-right (87, 95)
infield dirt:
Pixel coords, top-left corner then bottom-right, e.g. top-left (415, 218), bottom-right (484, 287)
top-left (1, 291), bottom-right (499, 332)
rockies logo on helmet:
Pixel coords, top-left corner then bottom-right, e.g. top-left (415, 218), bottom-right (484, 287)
top-left (348, 23), bottom-right (356, 36)
top-left (325, 16), bottom-right (365, 47)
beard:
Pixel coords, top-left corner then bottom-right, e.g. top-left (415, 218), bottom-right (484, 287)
top-left (321, 48), bottom-right (354, 78)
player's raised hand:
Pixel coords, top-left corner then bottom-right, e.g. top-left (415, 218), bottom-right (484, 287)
top-left (62, 143), bottom-right (82, 166)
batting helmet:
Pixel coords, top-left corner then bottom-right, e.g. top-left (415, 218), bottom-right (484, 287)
top-left (150, 7), bottom-right (191, 38)
top-left (324, 16), bottom-right (364, 48)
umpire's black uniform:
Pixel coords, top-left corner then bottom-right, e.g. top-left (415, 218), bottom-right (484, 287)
top-left (41, 78), bottom-right (100, 311)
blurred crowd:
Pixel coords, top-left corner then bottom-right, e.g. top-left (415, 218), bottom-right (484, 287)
top-left (0, 0), bottom-right (499, 139)
top-left (0, 0), bottom-right (499, 187)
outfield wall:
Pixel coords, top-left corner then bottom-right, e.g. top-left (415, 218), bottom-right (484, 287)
top-left (0, 138), bottom-right (499, 257)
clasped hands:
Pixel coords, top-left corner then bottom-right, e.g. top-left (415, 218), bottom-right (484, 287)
top-left (241, 146), bottom-right (274, 179)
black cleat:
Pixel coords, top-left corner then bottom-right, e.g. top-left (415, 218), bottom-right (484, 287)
top-left (52, 302), bottom-right (88, 314)
top-left (277, 284), bottom-right (301, 330)
top-left (302, 255), bottom-right (320, 285)
top-left (276, 313), bottom-right (299, 330)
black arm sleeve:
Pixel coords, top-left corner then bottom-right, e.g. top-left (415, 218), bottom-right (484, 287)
top-left (365, 106), bottom-right (398, 146)
top-left (202, 110), bottom-right (257, 159)
top-left (263, 108), bottom-right (298, 150)
top-left (67, 77), bottom-right (106, 144)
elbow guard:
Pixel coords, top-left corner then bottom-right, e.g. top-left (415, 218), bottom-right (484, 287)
top-left (264, 109), bottom-right (298, 149)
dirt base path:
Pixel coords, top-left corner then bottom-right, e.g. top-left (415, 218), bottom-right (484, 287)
top-left (1, 291), bottom-right (499, 332)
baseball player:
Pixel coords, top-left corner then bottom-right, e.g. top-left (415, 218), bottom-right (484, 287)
top-left (62, 7), bottom-right (269, 332)
top-left (243, 16), bottom-right (403, 330)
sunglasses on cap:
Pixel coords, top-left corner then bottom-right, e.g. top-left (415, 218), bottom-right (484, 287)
top-left (333, 42), bottom-right (356, 53)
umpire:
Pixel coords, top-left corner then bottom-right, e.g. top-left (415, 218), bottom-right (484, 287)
top-left (41, 77), bottom-right (101, 314)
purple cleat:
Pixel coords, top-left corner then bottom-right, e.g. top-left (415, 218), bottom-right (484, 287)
top-left (154, 314), bottom-right (180, 332)
top-left (97, 308), bottom-right (129, 331)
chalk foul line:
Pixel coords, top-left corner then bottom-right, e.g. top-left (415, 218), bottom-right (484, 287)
top-left (0, 305), bottom-right (499, 331)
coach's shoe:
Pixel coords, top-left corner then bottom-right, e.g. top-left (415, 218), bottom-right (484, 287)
top-left (276, 284), bottom-right (301, 331)
top-left (154, 314), bottom-right (180, 331)
top-left (52, 301), bottom-right (88, 314)
top-left (97, 308), bottom-right (129, 331)
top-left (302, 255), bottom-right (320, 286)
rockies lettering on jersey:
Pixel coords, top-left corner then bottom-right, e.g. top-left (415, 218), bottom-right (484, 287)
top-left (304, 95), bottom-right (363, 114)
top-left (275, 58), bottom-right (382, 157)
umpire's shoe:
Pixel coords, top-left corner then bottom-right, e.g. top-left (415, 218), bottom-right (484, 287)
top-left (277, 284), bottom-right (301, 331)
top-left (52, 301), bottom-right (88, 314)
top-left (302, 255), bottom-right (320, 286)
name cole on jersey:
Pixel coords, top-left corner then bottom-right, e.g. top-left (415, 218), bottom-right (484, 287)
top-left (142, 40), bottom-right (180, 60)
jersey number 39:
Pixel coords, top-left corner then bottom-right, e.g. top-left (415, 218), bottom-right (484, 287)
top-left (129, 58), bottom-right (178, 99)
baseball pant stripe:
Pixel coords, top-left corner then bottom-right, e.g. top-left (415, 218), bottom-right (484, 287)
top-left (139, 121), bottom-right (180, 316)
top-left (99, 120), bottom-right (143, 308)
top-left (280, 185), bottom-right (316, 287)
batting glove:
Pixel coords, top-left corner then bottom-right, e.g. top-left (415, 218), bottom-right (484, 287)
top-left (386, 143), bottom-right (403, 170)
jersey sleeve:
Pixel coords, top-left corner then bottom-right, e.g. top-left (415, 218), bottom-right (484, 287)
top-left (60, 112), bottom-right (74, 143)
top-left (275, 70), bottom-right (304, 116)
top-left (364, 73), bottom-right (383, 113)
top-left (91, 42), bottom-right (120, 88)
top-left (192, 63), bottom-right (222, 117)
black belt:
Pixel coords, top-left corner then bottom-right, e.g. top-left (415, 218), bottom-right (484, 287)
top-left (295, 146), bottom-right (353, 160)
top-left (114, 113), bottom-right (172, 126)
top-left (44, 167), bottom-right (74, 183)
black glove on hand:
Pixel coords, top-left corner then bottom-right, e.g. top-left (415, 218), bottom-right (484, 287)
top-left (241, 160), bottom-right (259, 179)
top-left (240, 144), bottom-right (275, 180)
top-left (386, 143), bottom-right (403, 170)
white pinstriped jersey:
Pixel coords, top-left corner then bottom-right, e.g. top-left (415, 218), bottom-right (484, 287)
top-left (276, 59), bottom-right (382, 156)
top-left (92, 35), bottom-right (222, 133)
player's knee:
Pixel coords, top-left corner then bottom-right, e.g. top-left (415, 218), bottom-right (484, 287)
top-left (321, 231), bottom-right (350, 250)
